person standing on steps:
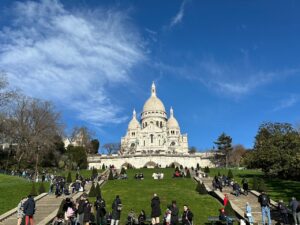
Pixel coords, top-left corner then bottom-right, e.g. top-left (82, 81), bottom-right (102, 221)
top-left (258, 191), bottom-right (272, 225)
top-left (23, 195), bottom-right (35, 225)
top-left (17, 196), bottom-right (27, 225)
top-left (290, 197), bottom-right (300, 225)
top-left (245, 202), bottom-right (254, 225)
top-left (151, 193), bottom-right (161, 225)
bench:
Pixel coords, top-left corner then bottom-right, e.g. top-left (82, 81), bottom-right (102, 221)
top-left (208, 216), bottom-right (238, 225)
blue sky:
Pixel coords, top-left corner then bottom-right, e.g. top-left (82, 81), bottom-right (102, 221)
top-left (0, 0), bottom-right (300, 151)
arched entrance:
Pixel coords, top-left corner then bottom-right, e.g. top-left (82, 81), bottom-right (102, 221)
top-left (144, 161), bottom-right (158, 168)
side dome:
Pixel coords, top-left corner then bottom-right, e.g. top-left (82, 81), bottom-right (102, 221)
top-left (128, 109), bottom-right (140, 129)
top-left (167, 107), bottom-right (180, 129)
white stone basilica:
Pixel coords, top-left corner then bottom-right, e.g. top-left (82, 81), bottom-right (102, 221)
top-left (120, 82), bottom-right (188, 155)
top-left (88, 83), bottom-right (213, 169)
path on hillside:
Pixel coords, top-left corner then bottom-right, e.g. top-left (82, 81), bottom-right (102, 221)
top-left (1, 170), bottom-right (109, 225)
top-left (197, 176), bottom-right (280, 225)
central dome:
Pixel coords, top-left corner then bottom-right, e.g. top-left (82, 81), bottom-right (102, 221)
top-left (142, 82), bottom-right (166, 113)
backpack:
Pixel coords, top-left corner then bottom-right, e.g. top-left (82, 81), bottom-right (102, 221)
top-left (260, 195), bottom-right (269, 207)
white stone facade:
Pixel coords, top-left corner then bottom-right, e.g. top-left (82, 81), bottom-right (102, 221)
top-left (120, 82), bottom-right (188, 155)
top-left (88, 153), bottom-right (214, 169)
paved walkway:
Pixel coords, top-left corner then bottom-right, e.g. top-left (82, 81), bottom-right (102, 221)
top-left (198, 176), bottom-right (280, 225)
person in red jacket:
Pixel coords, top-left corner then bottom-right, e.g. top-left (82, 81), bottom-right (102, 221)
top-left (223, 194), bottom-right (229, 207)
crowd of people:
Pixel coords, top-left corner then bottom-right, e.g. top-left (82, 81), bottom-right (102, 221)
top-left (212, 175), bottom-right (249, 196)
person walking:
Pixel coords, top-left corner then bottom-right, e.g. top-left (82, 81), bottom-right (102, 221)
top-left (278, 200), bottom-right (289, 225)
top-left (94, 195), bottom-right (106, 225)
top-left (182, 205), bottom-right (193, 225)
top-left (223, 194), bottom-right (229, 207)
top-left (245, 202), bottom-right (254, 225)
top-left (258, 191), bottom-right (271, 225)
top-left (151, 193), bottom-right (161, 225)
top-left (17, 197), bottom-right (27, 225)
top-left (170, 200), bottom-right (179, 225)
top-left (23, 195), bottom-right (36, 225)
top-left (290, 197), bottom-right (300, 225)
top-left (111, 195), bottom-right (122, 225)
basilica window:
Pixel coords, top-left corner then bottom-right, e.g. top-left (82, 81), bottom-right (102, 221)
top-left (150, 134), bottom-right (154, 143)
top-left (156, 121), bottom-right (159, 126)
top-left (160, 121), bottom-right (162, 128)
top-left (145, 122), bottom-right (147, 127)
top-left (170, 141), bottom-right (176, 146)
top-left (144, 140), bottom-right (145, 146)
top-left (132, 132), bottom-right (135, 136)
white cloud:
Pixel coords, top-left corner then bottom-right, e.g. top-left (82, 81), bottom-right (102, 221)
top-left (170, 0), bottom-right (187, 27)
top-left (0, 0), bottom-right (144, 126)
top-left (273, 95), bottom-right (298, 112)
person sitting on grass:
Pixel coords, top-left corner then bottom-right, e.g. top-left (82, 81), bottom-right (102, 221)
top-left (138, 210), bottom-right (146, 225)
top-left (219, 208), bottom-right (233, 225)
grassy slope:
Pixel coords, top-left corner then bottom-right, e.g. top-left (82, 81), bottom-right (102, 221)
top-left (0, 174), bottom-right (49, 214)
top-left (59, 169), bottom-right (102, 180)
top-left (209, 168), bottom-right (300, 202)
top-left (97, 168), bottom-right (221, 225)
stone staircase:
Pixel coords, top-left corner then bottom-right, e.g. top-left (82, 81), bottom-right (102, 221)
top-left (199, 176), bottom-right (280, 225)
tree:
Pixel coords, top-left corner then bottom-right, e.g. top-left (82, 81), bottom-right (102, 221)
top-left (91, 139), bottom-right (100, 154)
top-left (67, 145), bottom-right (88, 169)
top-left (30, 182), bottom-right (38, 196)
top-left (0, 73), bottom-right (17, 109)
top-left (204, 166), bottom-right (210, 173)
top-left (88, 183), bottom-right (96, 197)
top-left (103, 143), bottom-right (120, 155)
top-left (188, 146), bottom-right (197, 154)
top-left (214, 133), bottom-right (233, 168)
top-left (91, 168), bottom-right (98, 179)
top-left (227, 169), bottom-right (234, 179)
top-left (95, 182), bottom-right (101, 197)
top-left (38, 182), bottom-right (46, 194)
top-left (108, 170), bottom-right (114, 180)
top-left (196, 163), bottom-right (200, 170)
top-left (67, 171), bottom-right (72, 183)
top-left (102, 164), bottom-right (106, 170)
top-left (229, 144), bottom-right (247, 167)
top-left (252, 122), bottom-right (300, 178)
top-left (186, 169), bottom-right (191, 178)
top-left (224, 201), bottom-right (236, 217)
top-left (196, 182), bottom-right (207, 195)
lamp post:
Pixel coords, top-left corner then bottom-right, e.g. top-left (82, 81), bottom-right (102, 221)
top-left (34, 145), bottom-right (40, 182)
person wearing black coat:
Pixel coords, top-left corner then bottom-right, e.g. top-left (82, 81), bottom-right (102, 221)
top-left (170, 201), bottom-right (179, 225)
top-left (182, 205), bottom-right (193, 225)
top-left (83, 199), bottom-right (92, 224)
top-left (111, 195), bottom-right (122, 225)
top-left (95, 195), bottom-right (106, 225)
top-left (151, 193), bottom-right (161, 225)
top-left (278, 200), bottom-right (289, 225)
top-left (23, 195), bottom-right (35, 225)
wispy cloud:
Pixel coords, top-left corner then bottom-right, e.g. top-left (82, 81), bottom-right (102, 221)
top-left (170, 0), bottom-right (188, 27)
top-left (0, 0), bottom-right (145, 127)
top-left (273, 95), bottom-right (298, 112)
top-left (154, 59), bottom-right (300, 98)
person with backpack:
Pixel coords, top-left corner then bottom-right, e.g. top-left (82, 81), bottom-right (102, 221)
top-left (289, 197), bottom-right (300, 225)
top-left (94, 195), bottom-right (106, 225)
top-left (277, 200), bottom-right (289, 225)
top-left (182, 205), bottom-right (193, 225)
top-left (77, 195), bottom-right (87, 225)
top-left (111, 195), bottom-right (122, 225)
top-left (258, 191), bottom-right (271, 225)
top-left (23, 195), bottom-right (36, 225)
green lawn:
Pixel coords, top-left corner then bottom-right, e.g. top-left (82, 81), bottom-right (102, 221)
top-left (94, 168), bottom-right (221, 225)
top-left (59, 169), bottom-right (102, 180)
top-left (0, 174), bottom-right (49, 214)
top-left (208, 168), bottom-right (300, 202)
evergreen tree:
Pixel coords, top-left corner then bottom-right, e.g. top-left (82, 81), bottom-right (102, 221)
top-left (30, 182), bottom-right (38, 196)
top-left (175, 166), bottom-right (179, 172)
top-left (196, 182), bottom-right (208, 195)
top-left (196, 163), bottom-right (200, 170)
top-left (204, 166), bottom-right (210, 173)
top-left (120, 167), bottom-right (126, 175)
top-left (102, 164), bottom-right (106, 170)
top-left (224, 201), bottom-right (236, 217)
top-left (91, 168), bottom-right (98, 179)
top-left (95, 182), bottom-right (101, 197)
top-left (214, 132), bottom-right (233, 168)
top-left (186, 169), bottom-right (191, 178)
top-left (88, 183), bottom-right (96, 197)
top-left (108, 170), bottom-right (114, 180)
top-left (38, 182), bottom-right (46, 194)
top-left (67, 171), bottom-right (72, 183)
top-left (227, 169), bottom-right (234, 179)
top-left (171, 163), bottom-right (175, 168)
top-left (180, 165), bottom-right (183, 170)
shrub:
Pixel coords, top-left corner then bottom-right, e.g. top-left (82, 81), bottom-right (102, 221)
top-left (180, 165), bottom-right (183, 170)
top-left (108, 170), bottom-right (114, 180)
top-left (91, 168), bottom-right (98, 179)
top-left (38, 182), bottom-right (46, 194)
top-left (30, 182), bottom-right (38, 196)
top-left (186, 169), bottom-right (191, 178)
top-left (171, 163), bottom-right (175, 168)
top-left (120, 167), bottom-right (126, 175)
top-left (102, 164), bottom-right (106, 170)
top-left (95, 182), bottom-right (101, 197)
top-left (227, 169), bottom-right (234, 179)
top-left (88, 183), bottom-right (96, 197)
top-left (196, 163), bottom-right (200, 170)
top-left (204, 166), bottom-right (210, 173)
top-left (196, 182), bottom-right (207, 195)
top-left (67, 171), bottom-right (72, 183)
top-left (224, 200), bottom-right (236, 217)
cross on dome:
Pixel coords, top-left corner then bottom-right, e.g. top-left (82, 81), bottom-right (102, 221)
top-left (151, 81), bottom-right (156, 97)
top-left (133, 108), bottom-right (136, 118)
top-left (170, 107), bottom-right (174, 117)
